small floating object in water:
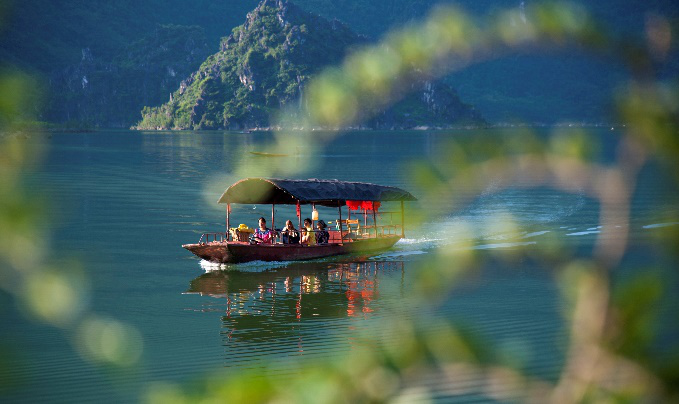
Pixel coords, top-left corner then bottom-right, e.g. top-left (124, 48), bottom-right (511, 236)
top-left (249, 151), bottom-right (289, 157)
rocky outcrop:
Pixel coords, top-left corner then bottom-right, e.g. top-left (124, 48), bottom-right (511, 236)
top-left (368, 80), bottom-right (483, 129)
top-left (137, 0), bottom-right (363, 130)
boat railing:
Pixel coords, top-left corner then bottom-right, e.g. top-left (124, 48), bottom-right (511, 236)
top-left (198, 232), bottom-right (228, 244)
top-left (196, 225), bottom-right (402, 246)
top-left (373, 224), bottom-right (403, 236)
top-left (331, 224), bottom-right (403, 241)
top-left (264, 227), bottom-right (399, 244)
top-left (333, 211), bottom-right (403, 236)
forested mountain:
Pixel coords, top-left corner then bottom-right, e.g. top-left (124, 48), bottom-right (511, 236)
top-left (0, 0), bottom-right (259, 73)
top-left (137, 0), bottom-right (363, 130)
top-left (136, 0), bottom-right (482, 130)
top-left (0, 0), bottom-right (260, 126)
top-left (295, 0), bottom-right (677, 123)
top-left (1, 0), bottom-right (677, 126)
top-left (44, 25), bottom-right (211, 126)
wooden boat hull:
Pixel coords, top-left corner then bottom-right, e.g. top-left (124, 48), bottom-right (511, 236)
top-left (182, 235), bottom-right (401, 264)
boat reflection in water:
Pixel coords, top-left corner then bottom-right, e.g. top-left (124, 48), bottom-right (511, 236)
top-left (184, 261), bottom-right (405, 365)
top-left (186, 260), bottom-right (404, 318)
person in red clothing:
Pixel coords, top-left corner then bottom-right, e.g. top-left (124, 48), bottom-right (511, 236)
top-left (252, 217), bottom-right (273, 244)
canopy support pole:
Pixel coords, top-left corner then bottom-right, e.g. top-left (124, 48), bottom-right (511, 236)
top-left (271, 204), bottom-right (275, 234)
top-left (226, 204), bottom-right (231, 241)
top-left (372, 207), bottom-right (378, 238)
top-left (400, 201), bottom-right (404, 238)
top-left (337, 202), bottom-right (343, 244)
top-left (298, 201), bottom-right (302, 242)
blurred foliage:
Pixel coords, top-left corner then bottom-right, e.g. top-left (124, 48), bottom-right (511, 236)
top-left (0, 40), bottom-right (143, 399)
top-left (3, 1), bottom-right (679, 403)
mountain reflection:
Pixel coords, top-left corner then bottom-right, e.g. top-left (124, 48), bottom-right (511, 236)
top-left (185, 261), bottom-right (404, 349)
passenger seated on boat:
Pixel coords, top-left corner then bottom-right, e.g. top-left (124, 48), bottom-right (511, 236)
top-left (281, 220), bottom-right (300, 244)
top-left (316, 220), bottom-right (329, 244)
top-left (301, 218), bottom-right (316, 245)
top-left (252, 217), bottom-right (273, 244)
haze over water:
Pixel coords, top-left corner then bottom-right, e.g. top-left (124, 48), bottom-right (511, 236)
top-left (4, 129), bottom-right (677, 402)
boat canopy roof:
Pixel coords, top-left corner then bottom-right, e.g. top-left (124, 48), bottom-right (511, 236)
top-left (218, 178), bottom-right (417, 207)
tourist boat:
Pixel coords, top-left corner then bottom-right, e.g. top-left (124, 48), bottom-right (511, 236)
top-left (182, 178), bottom-right (417, 263)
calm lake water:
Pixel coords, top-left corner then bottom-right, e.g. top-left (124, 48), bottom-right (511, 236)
top-left (3, 129), bottom-right (677, 403)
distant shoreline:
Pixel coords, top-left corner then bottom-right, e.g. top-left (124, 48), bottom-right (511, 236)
top-left (16, 121), bottom-right (98, 133)
top-left (12, 122), bottom-right (624, 135)
top-left (129, 122), bottom-right (623, 132)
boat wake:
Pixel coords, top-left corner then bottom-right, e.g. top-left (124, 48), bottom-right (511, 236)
top-left (368, 248), bottom-right (427, 260)
top-left (642, 221), bottom-right (679, 229)
top-left (200, 259), bottom-right (291, 272)
top-left (381, 187), bottom-right (591, 257)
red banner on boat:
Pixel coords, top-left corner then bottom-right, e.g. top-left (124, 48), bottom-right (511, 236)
top-left (296, 201), bottom-right (301, 217)
top-left (347, 200), bottom-right (361, 210)
top-left (365, 201), bottom-right (380, 212)
top-left (347, 200), bottom-right (380, 212)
